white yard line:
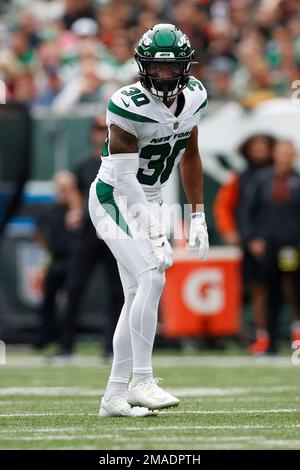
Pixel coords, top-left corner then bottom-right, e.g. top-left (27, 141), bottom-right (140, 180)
top-left (1, 424), bottom-right (300, 436)
top-left (1, 434), bottom-right (300, 449)
top-left (160, 408), bottom-right (300, 414)
top-left (0, 413), bottom-right (93, 417)
top-left (0, 387), bottom-right (102, 396)
top-left (0, 408), bottom-right (299, 418)
top-left (1, 415), bottom-right (300, 432)
top-left (96, 424), bottom-right (300, 431)
top-left (0, 385), bottom-right (299, 397)
top-left (3, 354), bottom-right (298, 368)
top-left (168, 386), bottom-right (300, 397)
top-left (1, 396), bottom-right (300, 405)
top-left (1, 431), bottom-right (300, 449)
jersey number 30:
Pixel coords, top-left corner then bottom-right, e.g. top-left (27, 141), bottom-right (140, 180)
top-left (137, 138), bottom-right (188, 186)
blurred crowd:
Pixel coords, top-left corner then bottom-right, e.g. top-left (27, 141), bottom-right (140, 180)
top-left (0, 0), bottom-right (300, 112)
top-left (32, 124), bottom-right (300, 358)
top-left (1, 0), bottom-right (300, 356)
top-left (214, 133), bottom-right (300, 354)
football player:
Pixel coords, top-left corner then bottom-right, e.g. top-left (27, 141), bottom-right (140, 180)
top-left (89, 24), bottom-right (209, 417)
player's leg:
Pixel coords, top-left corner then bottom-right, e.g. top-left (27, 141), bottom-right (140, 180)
top-left (130, 268), bottom-right (165, 384)
top-left (99, 261), bottom-right (159, 417)
top-left (90, 181), bottom-right (159, 416)
top-left (126, 266), bottom-right (179, 409)
top-left (98, 241), bottom-right (124, 359)
top-left (104, 261), bottom-right (179, 411)
top-left (90, 180), bottom-right (163, 381)
top-left (100, 264), bottom-right (154, 416)
top-left (103, 262), bottom-right (136, 401)
top-left (90, 180), bottom-right (179, 411)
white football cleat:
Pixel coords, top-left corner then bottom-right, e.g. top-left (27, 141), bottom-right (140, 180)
top-left (99, 394), bottom-right (156, 417)
top-left (127, 378), bottom-right (180, 410)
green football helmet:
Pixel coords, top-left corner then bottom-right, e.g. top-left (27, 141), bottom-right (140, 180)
top-left (135, 23), bottom-right (194, 102)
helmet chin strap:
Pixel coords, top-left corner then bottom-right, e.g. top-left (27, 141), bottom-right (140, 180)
top-left (149, 77), bottom-right (181, 101)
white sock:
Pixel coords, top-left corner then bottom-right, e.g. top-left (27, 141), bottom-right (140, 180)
top-left (104, 380), bottom-right (128, 401)
top-left (132, 371), bottom-right (153, 388)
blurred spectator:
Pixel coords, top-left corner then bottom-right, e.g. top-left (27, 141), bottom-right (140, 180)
top-left (12, 71), bottom-right (37, 107)
top-left (52, 57), bottom-right (111, 113)
top-left (173, 1), bottom-right (209, 56)
top-left (206, 57), bottom-right (234, 99)
top-left (18, 10), bottom-right (41, 49)
top-left (103, 36), bottom-right (138, 84)
top-left (10, 30), bottom-right (36, 69)
top-left (61, 0), bottom-right (96, 30)
top-left (71, 17), bottom-right (99, 38)
top-left (246, 139), bottom-right (300, 353)
top-left (2, 0), bottom-right (300, 109)
top-left (213, 134), bottom-right (276, 355)
top-left (35, 67), bottom-right (62, 107)
top-left (53, 117), bottom-right (124, 360)
top-left (34, 171), bottom-right (82, 350)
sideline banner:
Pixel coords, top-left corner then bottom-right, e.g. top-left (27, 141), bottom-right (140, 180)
top-left (161, 247), bottom-right (242, 337)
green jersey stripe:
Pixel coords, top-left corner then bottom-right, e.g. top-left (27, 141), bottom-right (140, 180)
top-left (193, 97), bottom-right (208, 115)
top-left (101, 132), bottom-right (109, 157)
top-left (96, 180), bottom-right (132, 237)
top-left (108, 99), bottom-right (159, 123)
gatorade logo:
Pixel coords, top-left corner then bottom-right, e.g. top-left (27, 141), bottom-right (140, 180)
top-left (182, 268), bottom-right (225, 315)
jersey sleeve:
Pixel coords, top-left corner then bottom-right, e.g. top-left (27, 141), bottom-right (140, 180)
top-left (195, 86), bottom-right (208, 124)
top-left (186, 77), bottom-right (208, 125)
top-left (106, 90), bottom-right (140, 139)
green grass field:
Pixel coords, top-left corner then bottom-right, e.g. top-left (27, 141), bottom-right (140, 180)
top-left (1, 346), bottom-right (300, 450)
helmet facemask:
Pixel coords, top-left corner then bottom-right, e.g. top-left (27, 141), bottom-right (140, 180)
top-left (135, 55), bottom-right (193, 102)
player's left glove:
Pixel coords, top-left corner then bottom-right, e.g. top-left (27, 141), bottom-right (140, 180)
top-left (188, 212), bottom-right (209, 261)
top-left (150, 233), bottom-right (173, 273)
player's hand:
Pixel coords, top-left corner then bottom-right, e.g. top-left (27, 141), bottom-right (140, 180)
top-left (150, 234), bottom-right (173, 272)
top-left (188, 212), bottom-right (209, 261)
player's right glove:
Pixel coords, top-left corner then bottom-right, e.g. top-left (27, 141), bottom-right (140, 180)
top-left (188, 212), bottom-right (209, 261)
top-left (150, 233), bottom-right (173, 273)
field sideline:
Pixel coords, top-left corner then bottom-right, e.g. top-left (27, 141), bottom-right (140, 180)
top-left (0, 347), bottom-right (300, 450)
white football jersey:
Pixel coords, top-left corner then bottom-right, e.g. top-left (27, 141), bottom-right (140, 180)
top-left (98, 76), bottom-right (207, 201)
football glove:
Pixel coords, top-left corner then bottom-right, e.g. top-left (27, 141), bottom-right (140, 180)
top-left (188, 212), bottom-right (209, 261)
top-left (150, 234), bottom-right (173, 273)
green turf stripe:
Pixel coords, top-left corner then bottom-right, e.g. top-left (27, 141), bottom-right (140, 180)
top-left (96, 180), bottom-right (132, 237)
top-left (193, 97), bottom-right (208, 114)
top-left (108, 99), bottom-right (159, 123)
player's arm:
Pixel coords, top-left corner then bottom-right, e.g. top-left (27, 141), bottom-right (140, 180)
top-left (109, 124), bottom-right (156, 237)
top-left (180, 126), bottom-right (209, 260)
top-left (109, 124), bottom-right (172, 270)
top-left (180, 126), bottom-right (203, 212)
top-left (109, 124), bottom-right (138, 154)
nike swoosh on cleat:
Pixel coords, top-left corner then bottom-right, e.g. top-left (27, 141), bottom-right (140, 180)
top-left (121, 98), bottom-right (130, 108)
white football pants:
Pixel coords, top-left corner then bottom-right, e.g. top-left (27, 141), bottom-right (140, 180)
top-left (89, 178), bottom-right (166, 382)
